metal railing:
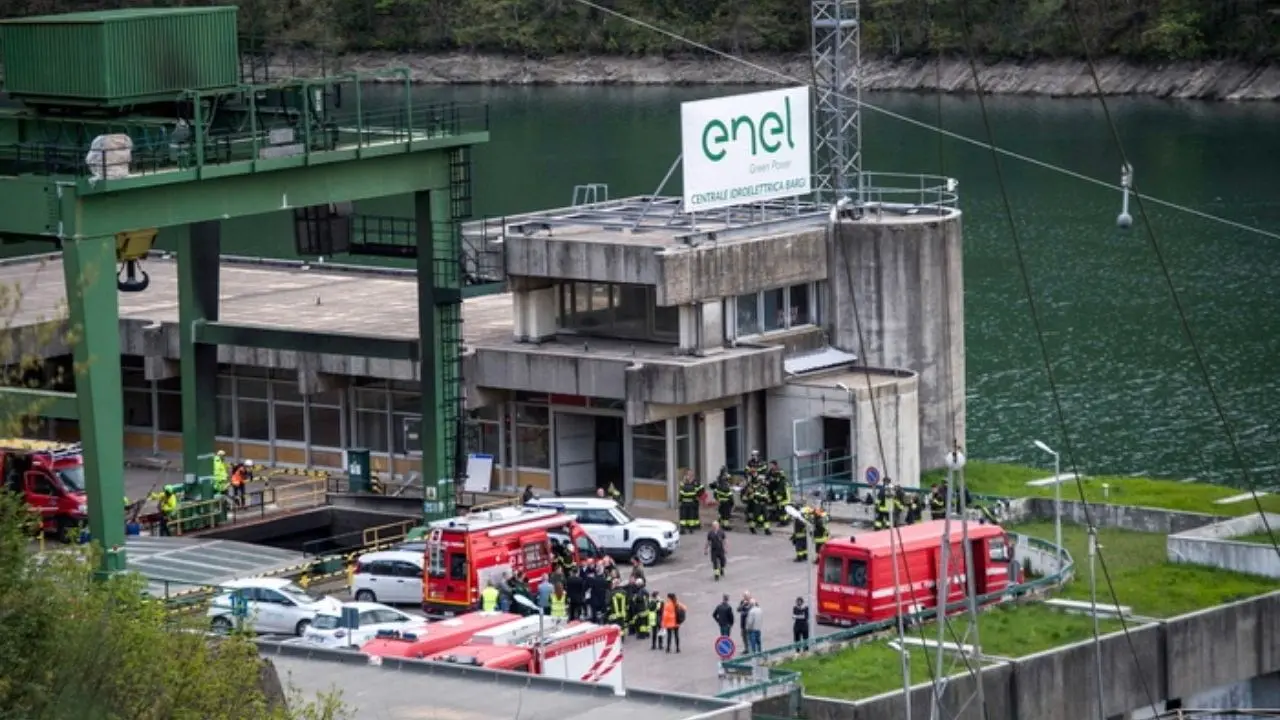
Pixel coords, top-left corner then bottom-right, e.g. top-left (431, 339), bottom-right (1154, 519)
top-left (858, 172), bottom-right (959, 210)
top-left (716, 532), bottom-right (1074, 700)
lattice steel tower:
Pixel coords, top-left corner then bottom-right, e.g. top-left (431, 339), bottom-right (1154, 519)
top-left (810, 0), bottom-right (862, 206)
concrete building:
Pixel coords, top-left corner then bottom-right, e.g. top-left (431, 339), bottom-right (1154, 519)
top-left (3, 189), bottom-right (961, 508)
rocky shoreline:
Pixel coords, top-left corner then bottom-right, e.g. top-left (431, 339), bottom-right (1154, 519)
top-left (269, 51), bottom-right (1280, 100)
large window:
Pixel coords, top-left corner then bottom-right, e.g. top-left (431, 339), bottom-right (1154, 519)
top-left (632, 420), bottom-right (667, 481)
top-left (724, 406), bottom-right (742, 471)
top-left (355, 383), bottom-right (389, 453)
top-left (468, 405), bottom-right (501, 458)
top-left (560, 282), bottom-right (677, 343)
top-left (733, 283), bottom-right (822, 339)
top-left (155, 377), bottom-right (182, 433)
top-left (675, 416), bottom-right (693, 477)
top-left (515, 403), bottom-right (549, 470)
top-left (391, 387), bottom-right (421, 455)
top-left (310, 389), bottom-right (343, 449)
top-left (123, 368), bottom-right (152, 429)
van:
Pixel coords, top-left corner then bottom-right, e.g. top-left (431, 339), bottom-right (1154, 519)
top-left (815, 519), bottom-right (1019, 627)
top-left (525, 497), bottom-right (679, 566)
top-left (422, 504), bottom-right (603, 617)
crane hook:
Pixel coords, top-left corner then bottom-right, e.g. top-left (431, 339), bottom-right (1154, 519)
top-left (1116, 163), bottom-right (1134, 230)
top-left (117, 259), bottom-right (151, 293)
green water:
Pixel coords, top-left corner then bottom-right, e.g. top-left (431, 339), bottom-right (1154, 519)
top-left (20, 85), bottom-right (1280, 485)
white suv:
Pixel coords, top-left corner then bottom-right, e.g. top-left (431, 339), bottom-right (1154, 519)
top-left (527, 497), bottom-right (679, 566)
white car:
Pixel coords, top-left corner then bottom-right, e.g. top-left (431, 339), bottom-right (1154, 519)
top-left (302, 601), bottom-right (426, 649)
top-left (350, 550), bottom-right (424, 605)
top-left (526, 497), bottom-right (679, 565)
top-left (207, 577), bottom-right (342, 636)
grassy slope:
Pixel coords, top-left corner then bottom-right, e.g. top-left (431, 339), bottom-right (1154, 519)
top-left (923, 462), bottom-right (1280, 516)
top-left (782, 523), bottom-right (1279, 701)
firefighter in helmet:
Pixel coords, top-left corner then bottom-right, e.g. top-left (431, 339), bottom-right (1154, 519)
top-left (766, 460), bottom-right (791, 526)
top-left (790, 506), bottom-right (811, 562)
top-left (811, 506), bottom-right (831, 561)
top-left (677, 470), bottom-right (702, 532)
top-left (712, 467), bottom-right (736, 531)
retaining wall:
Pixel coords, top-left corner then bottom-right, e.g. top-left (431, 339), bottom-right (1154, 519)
top-left (1167, 513), bottom-right (1280, 579)
top-left (1000, 497), bottom-right (1221, 535)
top-left (758, 591), bottom-right (1280, 720)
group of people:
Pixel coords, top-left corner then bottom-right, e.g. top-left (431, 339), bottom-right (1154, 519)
top-left (696, 451), bottom-right (795, 536)
top-left (863, 479), bottom-right (987, 530)
top-left (480, 552), bottom-right (691, 653)
top-left (712, 591), bottom-right (811, 655)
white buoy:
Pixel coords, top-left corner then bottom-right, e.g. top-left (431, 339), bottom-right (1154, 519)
top-left (1117, 163), bottom-right (1134, 229)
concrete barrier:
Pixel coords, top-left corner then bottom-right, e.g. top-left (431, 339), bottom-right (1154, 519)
top-left (999, 497), bottom-right (1221, 535)
top-left (1167, 513), bottom-right (1280, 579)
top-left (765, 591), bottom-right (1280, 720)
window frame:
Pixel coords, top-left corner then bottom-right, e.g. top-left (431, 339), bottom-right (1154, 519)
top-left (730, 282), bottom-right (822, 340)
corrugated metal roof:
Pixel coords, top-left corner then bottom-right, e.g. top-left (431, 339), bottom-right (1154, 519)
top-left (1, 7), bottom-right (231, 24)
top-left (784, 346), bottom-right (858, 376)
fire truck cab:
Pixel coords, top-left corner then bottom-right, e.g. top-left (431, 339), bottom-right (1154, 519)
top-left (361, 611), bottom-right (521, 660)
top-left (816, 520), bottom-right (1020, 627)
top-left (0, 439), bottom-right (88, 541)
top-left (422, 505), bottom-right (602, 617)
top-left (429, 618), bottom-right (625, 694)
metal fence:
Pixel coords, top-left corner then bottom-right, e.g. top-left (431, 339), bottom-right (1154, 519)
top-left (716, 532), bottom-right (1075, 700)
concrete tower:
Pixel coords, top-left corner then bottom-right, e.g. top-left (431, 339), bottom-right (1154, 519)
top-left (828, 210), bottom-right (966, 470)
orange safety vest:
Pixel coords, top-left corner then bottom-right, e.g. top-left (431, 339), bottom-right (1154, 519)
top-left (661, 601), bottom-right (685, 630)
top-left (230, 468), bottom-right (246, 487)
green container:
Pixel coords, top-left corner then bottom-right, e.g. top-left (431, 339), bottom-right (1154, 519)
top-left (346, 449), bottom-right (371, 494)
top-left (0, 7), bottom-right (240, 106)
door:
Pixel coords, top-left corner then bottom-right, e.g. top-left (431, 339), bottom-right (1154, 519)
top-left (25, 471), bottom-right (59, 521)
top-left (555, 413), bottom-right (596, 495)
top-left (970, 540), bottom-right (990, 595)
top-left (361, 560), bottom-right (393, 600)
top-left (390, 560), bottom-right (423, 604)
top-left (446, 551), bottom-right (470, 608)
top-left (579, 508), bottom-right (622, 551)
top-left (255, 589), bottom-right (290, 633)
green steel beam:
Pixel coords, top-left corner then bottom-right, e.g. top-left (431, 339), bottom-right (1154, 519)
top-left (68, 147), bottom-right (460, 239)
top-left (61, 234), bottom-right (126, 576)
top-left (0, 388), bottom-right (78, 419)
top-left (192, 321), bottom-right (419, 361)
top-left (178, 223), bottom-right (219, 497)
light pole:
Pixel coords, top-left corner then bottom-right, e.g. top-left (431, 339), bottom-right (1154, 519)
top-left (1033, 439), bottom-right (1063, 570)
top-left (512, 593), bottom-right (547, 669)
top-left (784, 504), bottom-right (816, 645)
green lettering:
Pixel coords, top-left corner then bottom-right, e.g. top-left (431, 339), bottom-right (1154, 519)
top-left (759, 111), bottom-right (784, 153)
top-left (730, 116), bottom-right (757, 156)
top-left (784, 97), bottom-right (795, 150)
top-left (702, 120), bottom-right (729, 162)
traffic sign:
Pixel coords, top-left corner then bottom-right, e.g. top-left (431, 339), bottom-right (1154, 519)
top-left (866, 466), bottom-right (881, 485)
top-left (715, 635), bottom-right (736, 660)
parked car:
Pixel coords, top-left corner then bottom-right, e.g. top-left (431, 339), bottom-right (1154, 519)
top-left (207, 577), bottom-right (341, 636)
top-left (351, 550), bottom-right (425, 605)
top-left (525, 497), bottom-right (679, 566)
top-left (302, 601), bottom-right (426, 649)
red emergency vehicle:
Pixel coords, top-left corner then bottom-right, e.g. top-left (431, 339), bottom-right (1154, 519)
top-left (421, 505), bottom-right (602, 617)
top-left (361, 611), bottom-right (521, 660)
top-left (816, 519), bottom-right (1021, 627)
top-left (428, 617), bottom-right (625, 694)
top-left (0, 439), bottom-right (88, 541)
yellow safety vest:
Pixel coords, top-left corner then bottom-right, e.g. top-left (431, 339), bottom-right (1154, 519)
top-left (550, 594), bottom-right (568, 618)
top-left (480, 586), bottom-right (499, 612)
top-left (161, 495), bottom-right (178, 515)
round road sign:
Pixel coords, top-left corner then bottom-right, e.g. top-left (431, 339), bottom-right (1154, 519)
top-left (866, 466), bottom-right (881, 485)
top-left (715, 635), bottom-right (736, 660)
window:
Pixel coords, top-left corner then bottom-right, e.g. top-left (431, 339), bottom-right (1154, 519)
top-left (157, 390), bottom-right (182, 433)
top-left (989, 538), bottom-right (1010, 563)
top-left (237, 377), bottom-right (269, 401)
top-left (374, 609), bottom-right (408, 624)
top-left (848, 559), bottom-right (868, 588)
top-left (31, 475), bottom-right (57, 496)
top-left (763, 288), bottom-right (785, 331)
top-left (356, 409), bottom-right (389, 453)
top-left (515, 404), bottom-right (550, 470)
top-left (724, 406), bottom-right (742, 471)
top-left (392, 561), bottom-right (422, 578)
top-left (124, 389), bottom-right (153, 429)
top-left (448, 553), bottom-right (468, 581)
top-left (675, 416), bottom-right (693, 476)
top-left (822, 556), bottom-right (844, 584)
top-left (274, 403), bottom-right (306, 443)
top-left (393, 414), bottom-right (421, 454)
top-left (574, 534), bottom-right (600, 559)
top-left (790, 284), bottom-right (812, 325)
top-left (258, 589), bottom-right (288, 605)
top-left (561, 282), bottom-right (677, 344)
top-left (356, 385), bottom-right (388, 411)
top-left (310, 405), bottom-right (342, 448)
top-left (360, 561), bottom-right (393, 577)
top-left (238, 400), bottom-right (270, 442)
top-left (217, 397), bottom-right (235, 438)
top-left (631, 421), bottom-right (667, 481)
top-left (736, 293), bottom-right (760, 335)
top-left (579, 509), bottom-right (616, 526)
top-left (734, 283), bottom-right (821, 338)
top-left (523, 542), bottom-right (549, 570)
top-left (272, 374), bottom-right (302, 404)
top-left (358, 611), bottom-right (381, 626)
top-left (428, 545), bottom-right (446, 578)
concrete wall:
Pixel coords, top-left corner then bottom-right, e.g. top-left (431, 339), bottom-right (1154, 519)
top-left (764, 372), bottom-right (919, 490)
top-left (999, 497), bottom-right (1222, 535)
top-left (656, 227), bottom-right (829, 306)
top-left (770, 592), bottom-right (1280, 720)
top-left (504, 235), bottom-right (664, 286)
top-left (1167, 513), bottom-right (1280, 579)
top-left (827, 212), bottom-right (965, 470)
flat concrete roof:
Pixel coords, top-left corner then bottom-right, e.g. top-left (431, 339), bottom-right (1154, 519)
top-left (126, 535), bottom-right (306, 597)
top-left (261, 642), bottom-right (744, 720)
top-left (789, 367), bottom-right (911, 391)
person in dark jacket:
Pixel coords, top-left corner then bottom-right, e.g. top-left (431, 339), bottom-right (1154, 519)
top-left (565, 569), bottom-right (587, 620)
top-left (792, 596), bottom-right (811, 649)
top-left (712, 594), bottom-right (735, 638)
top-left (736, 591), bottom-right (754, 651)
top-left (587, 568), bottom-right (611, 623)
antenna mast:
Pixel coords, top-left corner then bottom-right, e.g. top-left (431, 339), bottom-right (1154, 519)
top-left (810, 0), bottom-right (862, 207)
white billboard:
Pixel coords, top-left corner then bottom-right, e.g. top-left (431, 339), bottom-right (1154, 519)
top-left (680, 86), bottom-right (812, 213)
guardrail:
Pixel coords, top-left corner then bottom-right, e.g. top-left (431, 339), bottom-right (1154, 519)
top-left (716, 532), bottom-right (1074, 700)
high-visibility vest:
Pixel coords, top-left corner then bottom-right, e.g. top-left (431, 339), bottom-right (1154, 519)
top-left (550, 593), bottom-right (568, 618)
top-left (161, 495), bottom-right (178, 516)
top-left (481, 586), bottom-right (499, 612)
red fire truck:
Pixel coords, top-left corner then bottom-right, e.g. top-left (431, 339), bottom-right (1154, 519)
top-left (816, 519), bottom-right (1021, 627)
top-left (0, 439), bottom-right (88, 542)
top-left (361, 611), bottom-right (521, 660)
top-left (428, 616), bottom-right (625, 694)
top-left (421, 504), bottom-right (602, 617)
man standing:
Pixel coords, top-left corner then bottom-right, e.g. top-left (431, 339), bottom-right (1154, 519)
top-left (792, 596), bottom-right (810, 650)
top-left (566, 567), bottom-right (587, 620)
top-left (705, 521), bottom-right (728, 581)
top-left (745, 600), bottom-right (764, 655)
top-left (736, 591), bottom-right (753, 652)
top-left (712, 594), bottom-right (735, 638)
top-left (712, 467), bottom-right (735, 531)
top-left (678, 471), bottom-right (702, 532)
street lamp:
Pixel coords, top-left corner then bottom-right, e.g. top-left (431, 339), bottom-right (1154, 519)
top-left (1033, 440), bottom-right (1063, 570)
top-left (784, 504), bottom-right (816, 645)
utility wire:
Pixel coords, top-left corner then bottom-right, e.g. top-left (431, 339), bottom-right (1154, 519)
top-left (1064, 0), bottom-right (1279, 560)
top-left (951, 1), bottom-right (1161, 718)
top-left (567, 0), bottom-right (1280, 245)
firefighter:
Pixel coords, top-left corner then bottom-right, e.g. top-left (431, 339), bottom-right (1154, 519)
top-left (606, 481), bottom-right (623, 504)
top-left (647, 591), bottom-right (665, 651)
top-left (929, 483), bottom-right (947, 519)
top-left (790, 507), bottom-right (810, 562)
top-left (872, 483), bottom-right (891, 530)
top-left (480, 581), bottom-right (500, 612)
top-left (766, 461), bottom-right (791, 526)
top-left (158, 487), bottom-right (178, 537)
top-left (904, 491), bottom-right (923, 525)
top-left (749, 480), bottom-right (772, 535)
top-left (627, 581), bottom-right (648, 636)
top-left (212, 450), bottom-right (230, 496)
top-left (608, 583), bottom-right (630, 634)
top-left (549, 584), bottom-right (569, 619)
top-left (712, 467), bottom-right (735, 531)
top-left (746, 450), bottom-right (766, 476)
top-left (892, 484), bottom-right (908, 527)
top-left (677, 471), bottom-right (702, 532)
top-left (705, 521), bottom-right (728, 581)
top-left (812, 507), bottom-right (830, 561)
